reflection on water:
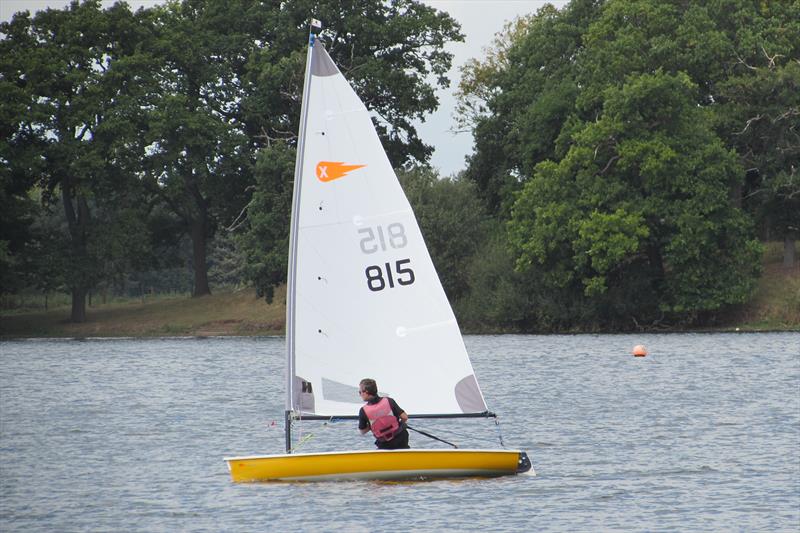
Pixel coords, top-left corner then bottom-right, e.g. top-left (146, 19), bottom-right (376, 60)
top-left (1, 333), bottom-right (798, 531)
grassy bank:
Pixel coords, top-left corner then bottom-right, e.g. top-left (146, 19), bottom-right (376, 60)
top-left (725, 242), bottom-right (799, 331)
top-left (1, 244), bottom-right (797, 338)
top-left (0, 287), bottom-right (286, 338)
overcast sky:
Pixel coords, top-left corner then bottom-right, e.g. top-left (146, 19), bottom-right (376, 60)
top-left (2, 0), bottom-right (568, 175)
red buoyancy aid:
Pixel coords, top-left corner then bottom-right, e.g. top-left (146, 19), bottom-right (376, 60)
top-left (363, 397), bottom-right (401, 442)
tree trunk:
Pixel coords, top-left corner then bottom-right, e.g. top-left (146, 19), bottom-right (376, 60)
top-left (784, 236), bottom-right (796, 268)
top-left (62, 182), bottom-right (92, 323)
top-left (71, 285), bottom-right (87, 323)
top-left (191, 217), bottom-right (211, 297)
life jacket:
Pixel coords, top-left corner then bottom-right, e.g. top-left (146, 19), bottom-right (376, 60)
top-left (362, 397), bottom-right (401, 442)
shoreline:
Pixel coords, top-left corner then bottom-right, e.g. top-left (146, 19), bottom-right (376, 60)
top-left (2, 257), bottom-right (798, 338)
top-left (2, 326), bottom-right (797, 342)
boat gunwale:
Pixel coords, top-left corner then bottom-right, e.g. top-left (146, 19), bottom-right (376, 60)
top-left (223, 448), bottom-right (524, 462)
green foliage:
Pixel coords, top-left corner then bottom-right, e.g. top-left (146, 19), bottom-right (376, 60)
top-left (3, 0), bottom-right (791, 331)
top-left (575, 209), bottom-right (650, 296)
top-left (452, 225), bottom-right (534, 331)
top-left (0, 1), bottom-right (156, 320)
top-left (715, 47), bottom-right (800, 246)
top-left (238, 143), bottom-right (294, 303)
top-left (136, 0), bottom-right (267, 296)
top-left (398, 167), bottom-right (491, 302)
top-left (509, 71), bottom-right (762, 327)
top-left (1, 0), bottom-right (463, 311)
top-left (234, 1), bottom-right (463, 301)
top-left (241, 0), bottom-right (463, 167)
top-left (208, 232), bottom-right (248, 288)
top-left (0, 240), bottom-right (20, 294)
top-left (0, 187), bottom-right (38, 294)
top-left (459, 0), bottom-right (600, 213)
top-left (578, 0), bottom-right (800, 258)
top-left (457, 0), bottom-right (794, 329)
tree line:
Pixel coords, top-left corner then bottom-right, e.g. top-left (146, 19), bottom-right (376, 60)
top-left (451, 0), bottom-right (798, 330)
top-left (1, 0), bottom-right (797, 331)
top-left (0, 0), bottom-right (460, 321)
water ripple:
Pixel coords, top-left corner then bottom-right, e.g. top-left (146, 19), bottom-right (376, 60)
top-left (1, 333), bottom-right (798, 532)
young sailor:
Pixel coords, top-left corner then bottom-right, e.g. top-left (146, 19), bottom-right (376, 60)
top-left (358, 378), bottom-right (410, 449)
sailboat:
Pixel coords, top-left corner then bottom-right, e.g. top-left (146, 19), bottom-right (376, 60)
top-left (224, 25), bottom-right (532, 482)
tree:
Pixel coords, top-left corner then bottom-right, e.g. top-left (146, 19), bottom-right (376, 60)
top-left (238, 0), bottom-right (463, 301)
top-left (137, 0), bottom-right (462, 298)
top-left (0, 188), bottom-right (38, 296)
top-left (237, 143), bottom-right (294, 303)
top-left (457, 0), bottom-right (795, 328)
top-left (719, 61), bottom-right (800, 266)
top-left (137, 0), bottom-right (263, 297)
top-left (21, 197), bottom-right (153, 308)
top-left (0, 1), bottom-right (154, 321)
top-left (451, 223), bottom-right (535, 332)
top-left (398, 167), bottom-right (491, 303)
top-left (459, 0), bottom-right (601, 214)
top-left (711, 1), bottom-right (800, 266)
top-left (578, 0), bottom-right (800, 265)
top-left (509, 72), bottom-right (761, 328)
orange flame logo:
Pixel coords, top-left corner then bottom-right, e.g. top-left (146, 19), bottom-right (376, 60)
top-left (316, 161), bottom-right (365, 182)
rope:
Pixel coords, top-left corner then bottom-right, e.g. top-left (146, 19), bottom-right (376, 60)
top-left (401, 415), bottom-right (509, 448)
top-left (494, 416), bottom-right (506, 448)
top-left (410, 425), bottom-right (496, 445)
top-left (406, 424), bottom-right (458, 448)
top-left (290, 433), bottom-right (314, 452)
top-left (290, 416), bottom-right (342, 453)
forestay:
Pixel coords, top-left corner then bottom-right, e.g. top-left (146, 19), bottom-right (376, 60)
top-left (286, 39), bottom-right (487, 417)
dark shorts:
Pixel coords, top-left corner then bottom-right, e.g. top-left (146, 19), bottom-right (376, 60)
top-left (376, 428), bottom-right (410, 450)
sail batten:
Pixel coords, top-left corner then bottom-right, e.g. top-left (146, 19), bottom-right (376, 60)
top-left (287, 38), bottom-right (487, 418)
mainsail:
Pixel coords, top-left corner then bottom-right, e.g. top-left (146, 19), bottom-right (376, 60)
top-left (286, 38), bottom-right (487, 417)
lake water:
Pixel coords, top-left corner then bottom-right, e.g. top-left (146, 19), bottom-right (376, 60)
top-left (1, 333), bottom-right (798, 532)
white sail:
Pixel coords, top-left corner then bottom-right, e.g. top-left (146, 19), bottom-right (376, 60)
top-left (287, 39), bottom-right (487, 417)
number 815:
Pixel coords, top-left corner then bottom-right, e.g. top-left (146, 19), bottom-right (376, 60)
top-left (365, 259), bottom-right (415, 291)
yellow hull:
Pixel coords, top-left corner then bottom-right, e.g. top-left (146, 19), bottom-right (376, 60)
top-left (224, 449), bottom-right (533, 482)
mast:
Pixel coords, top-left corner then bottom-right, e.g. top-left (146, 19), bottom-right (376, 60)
top-left (285, 20), bottom-right (321, 453)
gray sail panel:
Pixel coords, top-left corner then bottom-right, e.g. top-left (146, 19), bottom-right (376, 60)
top-left (455, 374), bottom-right (487, 413)
top-left (321, 377), bottom-right (360, 403)
top-left (293, 376), bottom-right (315, 412)
top-left (311, 40), bottom-right (338, 77)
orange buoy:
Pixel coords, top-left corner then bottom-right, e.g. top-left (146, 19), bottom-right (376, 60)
top-left (632, 345), bottom-right (648, 357)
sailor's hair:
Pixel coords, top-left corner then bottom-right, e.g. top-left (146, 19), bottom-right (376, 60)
top-left (359, 378), bottom-right (378, 396)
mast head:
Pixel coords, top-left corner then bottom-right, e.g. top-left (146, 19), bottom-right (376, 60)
top-left (309, 18), bottom-right (323, 45)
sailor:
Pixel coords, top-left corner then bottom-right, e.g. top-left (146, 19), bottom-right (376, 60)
top-left (358, 378), bottom-right (410, 449)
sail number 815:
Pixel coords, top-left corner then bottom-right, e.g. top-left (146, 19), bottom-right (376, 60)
top-left (366, 259), bottom-right (415, 292)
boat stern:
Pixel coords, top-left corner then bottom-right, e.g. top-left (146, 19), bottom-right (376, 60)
top-left (516, 451), bottom-right (532, 474)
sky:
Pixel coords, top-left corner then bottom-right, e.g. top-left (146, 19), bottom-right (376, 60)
top-left (1, 0), bottom-right (568, 176)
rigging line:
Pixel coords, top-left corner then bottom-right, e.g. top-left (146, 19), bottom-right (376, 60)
top-left (404, 421), bottom-right (506, 447)
top-left (291, 416), bottom-right (341, 453)
top-left (494, 417), bottom-right (506, 448)
top-left (414, 426), bottom-right (501, 445)
top-left (290, 433), bottom-right (314, 453)
top-left (406, 424), bottom-right (458, 449)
